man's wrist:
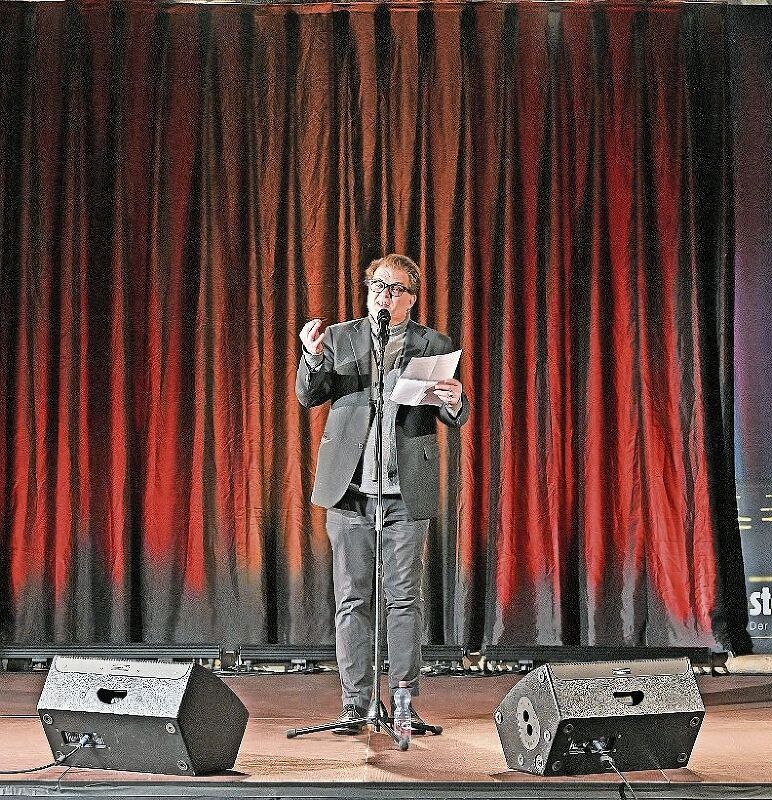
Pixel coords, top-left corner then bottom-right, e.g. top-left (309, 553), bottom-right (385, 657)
top-left (303, 348), bottom-right (324, 370)
top-left (446, 399), bottom-right (462, 416)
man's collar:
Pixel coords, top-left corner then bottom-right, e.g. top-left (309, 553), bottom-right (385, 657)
top-left (368, 313), bottom-right (411, 338)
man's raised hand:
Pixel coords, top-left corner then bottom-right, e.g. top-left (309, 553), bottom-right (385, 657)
top-left (300, 318), bottom-right (326, 355)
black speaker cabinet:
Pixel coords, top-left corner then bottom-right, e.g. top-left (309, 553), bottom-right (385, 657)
top-left (37, 656), bottom-right (249, 775)
top-left (495, 658), bottom-right (704, 776)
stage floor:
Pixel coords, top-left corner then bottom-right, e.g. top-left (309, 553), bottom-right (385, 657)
top-left (2, 671), bottom-right (772, 798)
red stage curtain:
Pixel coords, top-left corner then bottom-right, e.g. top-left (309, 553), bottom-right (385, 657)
top-left (0, 2), bottom-right (750, 651)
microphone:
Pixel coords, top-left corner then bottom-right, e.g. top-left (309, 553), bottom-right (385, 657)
top-left (377, 308), bottom-right (391, 346)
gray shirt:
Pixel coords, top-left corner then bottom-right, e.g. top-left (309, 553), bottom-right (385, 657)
top-left (358, 315), bottom-right (409, 495)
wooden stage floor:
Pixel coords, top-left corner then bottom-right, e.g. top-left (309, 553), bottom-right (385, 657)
top-left (2, 670), bottom-right (772, 798)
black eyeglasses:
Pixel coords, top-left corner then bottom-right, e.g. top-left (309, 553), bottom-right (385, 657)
top-left (364, 279), bottom-right (412, 298)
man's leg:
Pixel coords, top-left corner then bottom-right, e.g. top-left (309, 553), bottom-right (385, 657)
top-left (326, 492), bottom-right (376, 712)
top-left (380, 497), bottom-right (429, 699)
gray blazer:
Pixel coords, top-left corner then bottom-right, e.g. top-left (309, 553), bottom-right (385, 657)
top-left (296, 317), bottom-right (470, 519)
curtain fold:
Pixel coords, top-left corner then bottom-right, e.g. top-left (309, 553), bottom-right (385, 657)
top-left (0, 1), bottom-right (750, 652)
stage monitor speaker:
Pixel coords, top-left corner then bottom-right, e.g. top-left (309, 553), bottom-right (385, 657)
top-left (37, 656), bottom-right (249, 775)
top-left (494, 657), bottom-right (704, 776)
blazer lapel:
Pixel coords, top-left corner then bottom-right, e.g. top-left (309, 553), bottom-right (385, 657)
top-left (401, 320), bottom-right (430, 373)
top-left (348, 318), bottom-right (372, 384)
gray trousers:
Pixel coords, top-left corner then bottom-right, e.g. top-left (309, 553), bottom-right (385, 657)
top-left (326, 490), bottom-right (430, 710)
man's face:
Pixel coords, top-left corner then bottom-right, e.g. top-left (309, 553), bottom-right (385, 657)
top-left (366, 265), bottom-right (416, 326)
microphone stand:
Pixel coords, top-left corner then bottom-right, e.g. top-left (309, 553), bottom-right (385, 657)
top-left (287, 311), bottom-right (408, 749)
top-left (365, 317), bottom-right (406, 746)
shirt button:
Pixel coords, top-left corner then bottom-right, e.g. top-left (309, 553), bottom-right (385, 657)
top-left (358, 443), bottom-right (364, 448)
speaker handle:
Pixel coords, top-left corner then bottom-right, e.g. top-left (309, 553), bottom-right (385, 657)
top-left (96, 688), bottom-right (128, 705)
top-left (612, 690), bottom-right (644, 706)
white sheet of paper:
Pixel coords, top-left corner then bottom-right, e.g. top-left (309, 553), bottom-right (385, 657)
top-left (391, 350), bottom-right (462, 406)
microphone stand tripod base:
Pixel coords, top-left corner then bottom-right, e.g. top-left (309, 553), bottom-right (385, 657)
top-left (286, 711), bottom-right (403, 744)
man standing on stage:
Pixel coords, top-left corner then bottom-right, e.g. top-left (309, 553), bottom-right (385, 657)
top-left (296, 254), bottom-right (469, 735)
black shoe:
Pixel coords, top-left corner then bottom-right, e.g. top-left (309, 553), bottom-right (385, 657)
top-left (333, 704), bottom-right (366, 735)
top-left (390, 702), bottom-right (427, 736)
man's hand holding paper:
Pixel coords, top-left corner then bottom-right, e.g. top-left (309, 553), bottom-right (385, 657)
top-left (432, 378), bottom-right (463, 410)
